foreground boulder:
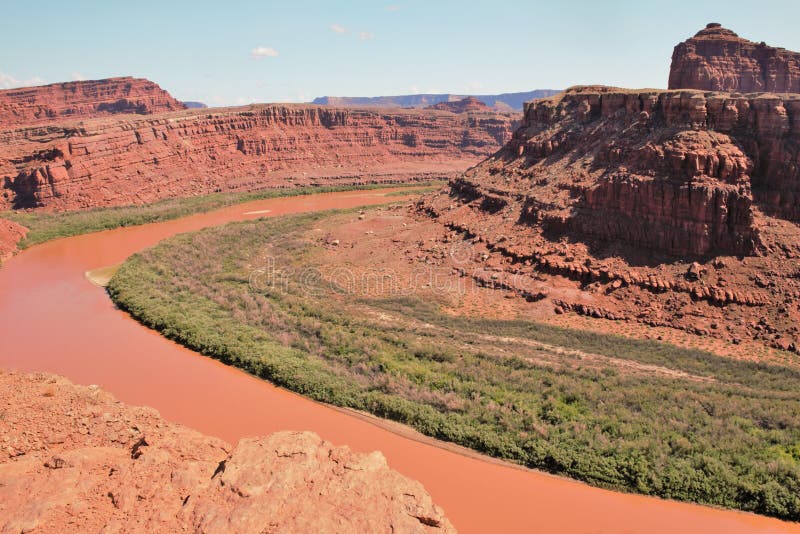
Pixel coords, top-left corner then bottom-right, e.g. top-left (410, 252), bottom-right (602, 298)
top-left (0, 370), bottom-right (454, 533)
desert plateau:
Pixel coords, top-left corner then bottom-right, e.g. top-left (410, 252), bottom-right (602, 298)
top-left (2, 4), bottom-right (800, 534)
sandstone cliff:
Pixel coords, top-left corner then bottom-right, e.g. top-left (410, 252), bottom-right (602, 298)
top-left (0, 104), bottom-right (519, 211)
top-left (0, 370), bottom-right (455, 533)
top-left (669, 23), bottom-right (800, 93)
top-left (0, 77), bottom-right (186, 127)
top-left (431, 86), bottom-right (800, 256)
top-left (421, 86), bottom-right (800, 353)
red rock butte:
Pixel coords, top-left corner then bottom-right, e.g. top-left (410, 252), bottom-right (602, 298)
top-left (669, 23), bottom-right (800, 93)
top-left (0, 77), bottom-right (186, 126)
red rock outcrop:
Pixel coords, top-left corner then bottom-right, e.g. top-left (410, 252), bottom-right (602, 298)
top-left (0, 370), bottom-right (455, 533)
top-left (0, 104), bottom-right (519, 211)
top-left (669, 23), bottom-right (800, 93)
top-left (427, 97), bottom-right (490, 113)
top-left (0, 77), bottom-right (186, 127)
top-left (0, 218), bottom-right (25, 263)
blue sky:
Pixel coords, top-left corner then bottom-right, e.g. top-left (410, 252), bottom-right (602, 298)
top-left (2, 0), bottom-right (800, 105)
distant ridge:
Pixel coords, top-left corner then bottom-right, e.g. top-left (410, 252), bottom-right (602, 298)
top-left (182, 101), bottom-right (208, 109)
top-left (312, 90), bottom-right (561, 111)
top-left (0, 77), bottom-right (186, 127)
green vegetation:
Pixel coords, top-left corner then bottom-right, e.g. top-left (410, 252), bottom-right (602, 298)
top-left (2, 182), bottom-right (441, 248)
top-left (108, 211), bottom-right (800, 521)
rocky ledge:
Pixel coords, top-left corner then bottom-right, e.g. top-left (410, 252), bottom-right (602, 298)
top-left (0, 370), bottom-right (454, 533)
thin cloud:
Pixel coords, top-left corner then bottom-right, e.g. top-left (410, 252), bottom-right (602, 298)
top-left (71, 72), bottom-right (86, 81)
top-left (0, 72), bottom-right (45, 89)
top-left (330, 24), bottom-right (347, 34)
top-left (250, 46), bottom-right (279, 59)
top-left (358, 31), bottom-right (375, 41)
top-left (385, 4), bottom-right (400, 11)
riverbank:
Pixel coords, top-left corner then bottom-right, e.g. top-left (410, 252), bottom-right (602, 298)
top-left (1, 182), bottom-right (441, 251)
top-left (107, 208), bottom-right (800, 521)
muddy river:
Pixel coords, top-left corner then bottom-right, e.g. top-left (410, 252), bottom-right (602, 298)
top-left (1, 189), bottom-right (797, 533)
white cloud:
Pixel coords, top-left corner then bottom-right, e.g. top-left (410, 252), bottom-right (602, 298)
top-left (250, 46), bottom-right (279, 59)
top-left (0, 72), bottom-right (45, 90)
top-left (330, 24), bottom-right (347, 34)
top-left (71, 72), bottom-right (86, 81)
top-left (358, 31), bottom-right (375, 41)
top-left (466, 81), bottom-right (484, 91)
top-left (385, 4), bottom-right (400, 11)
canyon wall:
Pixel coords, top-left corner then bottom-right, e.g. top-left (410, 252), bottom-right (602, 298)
top-left (0, 103), bottom-right (519, 211)
top-left (669, 23), bottom-right (800, 93)
top-left (0, 370), bottom-right (454, 532)
top-left (429, 86), bottom-right (800, 257)
top-left (0, 77), bottom-right (186, 127)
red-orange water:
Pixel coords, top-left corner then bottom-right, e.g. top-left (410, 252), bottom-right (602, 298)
top-left (0, 189), bottom-right (797, 533)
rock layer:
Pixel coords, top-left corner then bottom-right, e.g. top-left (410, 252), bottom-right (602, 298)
top-left (0, 370), bottom-right (455, 533)
top-left (669, 23), bottom-right (800, 93)
top-left (0, 77), bottom-right (186, 127)
top-left (0, 103), bottom-right (519, 211)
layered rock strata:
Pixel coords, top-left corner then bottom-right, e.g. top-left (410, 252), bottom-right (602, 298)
top-left (669, 23), bottom-right (800, 93)
top-left (0, 77), bottom-right (186, 127)
top-left (0, 370), bottom-right (455, 533)
top-left (0, 104), bottom-right (519, 211)
top-left (432, 86), bottom-right (800, 257)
